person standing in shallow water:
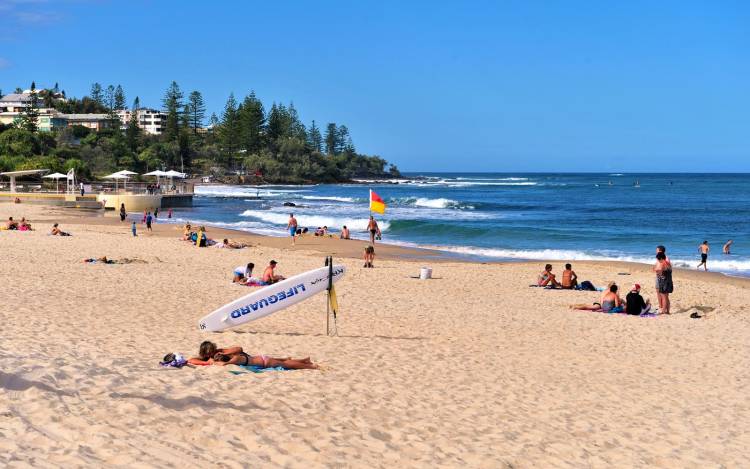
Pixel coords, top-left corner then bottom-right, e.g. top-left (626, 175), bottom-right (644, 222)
top-left (697, 240), bottom-right (709, 271)
top-left (723, 240), bottom-right (733, 255)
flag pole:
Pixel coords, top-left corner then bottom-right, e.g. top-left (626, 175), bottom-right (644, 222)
top-left (325, 256), bottom-right (330, 336)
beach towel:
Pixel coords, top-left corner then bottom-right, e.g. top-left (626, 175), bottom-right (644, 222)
top-left (229, 365), bottom-right (288, 375)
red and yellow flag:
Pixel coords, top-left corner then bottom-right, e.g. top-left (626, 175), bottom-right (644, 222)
top-left (369, 189), bottom-right (386, 214)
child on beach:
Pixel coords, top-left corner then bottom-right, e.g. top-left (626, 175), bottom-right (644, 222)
top-left (363, 245), bottom-right (375, 268)
top-left (187, 341), bottom-right (318, 369)
top-left (146, 212), bottom-right (153, 232)
top-left (132, 221), bottom-right (137, 237)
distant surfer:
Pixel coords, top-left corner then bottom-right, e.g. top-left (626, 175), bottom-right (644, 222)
top-left (697, 240), bottom-right (709, 271)
top-left (287, 213), bottom-right (298, 245)
top-left (723, 239), bottom-right (733, 255)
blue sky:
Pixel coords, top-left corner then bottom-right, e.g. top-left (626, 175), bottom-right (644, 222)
top-left (1, 0), bottom-right (748, 172)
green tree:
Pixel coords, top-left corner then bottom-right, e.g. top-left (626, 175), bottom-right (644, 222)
top-left (336, 125), bottom-right (351, 154)
top-left (307, 120), bottom-right (323, 152)
top-left (90, 82), bottom-right (103, 106)
top-left (218, 93), bottom-right (240, 156)
top-left (104, 85), bottom-right (115, 110)
top-left (187, 90), bottom-right (206, 133)
top-left (209, 112), bottom-right (219, 127)
top-left (18, 82), bottom-right (39, 132)
top-left (324, 123), bottom-right (338, 155)
top-left (287, 102), bottom-right (306, 140)
top-left (114, 84), bottom-right (126, 110)
top-left (267, 103), bottom-right (293, 143)
top-left (126, 96), bottom-right (141, 151)
top-left (237, 92), bottom-right (265, 153)
top-left (162, 81), bottom-right (184, 141)
top-left (103, 85), bottom-right (120, 132)
top-left (0, 128), bottom-right (40, 156)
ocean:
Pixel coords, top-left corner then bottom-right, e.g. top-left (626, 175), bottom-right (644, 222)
top-left (173, 173), bottom-right (750, 276)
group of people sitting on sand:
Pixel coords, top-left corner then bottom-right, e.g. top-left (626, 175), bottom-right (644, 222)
top-left (183, 341), bottom-right (318, 370)
top-left (4, 217), bottom-right (71, 236)
top-left (537, 263), bottom-right (581, 289)
top-left (538, 245), bottom-right (674, 315)
top-left (5, 216), bottom-right (33, 231)
top-left (569, 282), bottom-right (652, 315)
top-left (181, 223), bottom-right (250, 249)
top-left (181, 223), bottom-right (211, 247)
top-left (232, 260), bottom-right (285, 286)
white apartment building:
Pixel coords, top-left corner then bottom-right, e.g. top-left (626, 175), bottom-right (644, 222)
top-left (116, 108), bottom-right (167, 135)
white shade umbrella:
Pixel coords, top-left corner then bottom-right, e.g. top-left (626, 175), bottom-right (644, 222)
top-left (102, 172), bottom-right (130, 192)
top-left (114, 170), bottom-right (138, 176)
top-left (164, 170), bottom-right (186, 178)
top-left (143, 170), bottom-right (169, 192)
top-left (43, 172), bottom-right (67, 193)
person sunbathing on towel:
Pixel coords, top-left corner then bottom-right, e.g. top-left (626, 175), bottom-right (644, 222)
top-left (187, 341), bottom-right (318, 369)
top-left (537, 264), bottom-right (561, 287)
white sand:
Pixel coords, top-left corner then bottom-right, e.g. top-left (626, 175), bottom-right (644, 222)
top-left (1, 204), bottom-right (749, 468)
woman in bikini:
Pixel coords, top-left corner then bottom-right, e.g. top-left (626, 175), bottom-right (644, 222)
top-left (187, 341), bottom-right (318, 369)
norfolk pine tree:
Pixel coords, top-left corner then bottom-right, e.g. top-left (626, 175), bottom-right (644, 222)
top-left (187, 91), bottom-right (206, 134)
top-left (162, 81), bottom-right (184, 141)
top-left (19, 81), bottom-right (39, 132)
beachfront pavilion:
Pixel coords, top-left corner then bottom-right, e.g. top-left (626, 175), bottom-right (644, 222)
top-left (0, 169), bottom-right (49, 193)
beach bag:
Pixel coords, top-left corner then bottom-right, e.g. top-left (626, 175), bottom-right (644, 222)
top-left (578, 280), bottom-right (596, 291)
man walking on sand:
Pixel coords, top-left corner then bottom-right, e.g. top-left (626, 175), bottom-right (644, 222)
top-left (698, 240), bottom-right (709, 271)
top-left (367, 215), bottom-right (379, 244)
top-left (287, 213), bottom-right (298, 245)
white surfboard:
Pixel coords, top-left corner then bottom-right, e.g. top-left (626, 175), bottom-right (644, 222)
top-left (198, 264), bottom-right (345, 332)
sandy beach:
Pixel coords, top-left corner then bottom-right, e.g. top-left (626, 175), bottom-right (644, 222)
top-left (1, 203), bottom-right (749, 468)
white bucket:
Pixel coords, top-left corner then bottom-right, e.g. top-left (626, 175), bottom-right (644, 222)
top-left (419, 267), bottom-right (432, 280)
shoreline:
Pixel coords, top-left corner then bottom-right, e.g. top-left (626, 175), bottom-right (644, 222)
top-left (45, 203), bottom-right (750, 289)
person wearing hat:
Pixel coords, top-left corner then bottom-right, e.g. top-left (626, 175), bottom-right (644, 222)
top-left (625, 284), bottom-right (651, 315)
top-left (262, 260), bottom-right (285, 284)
